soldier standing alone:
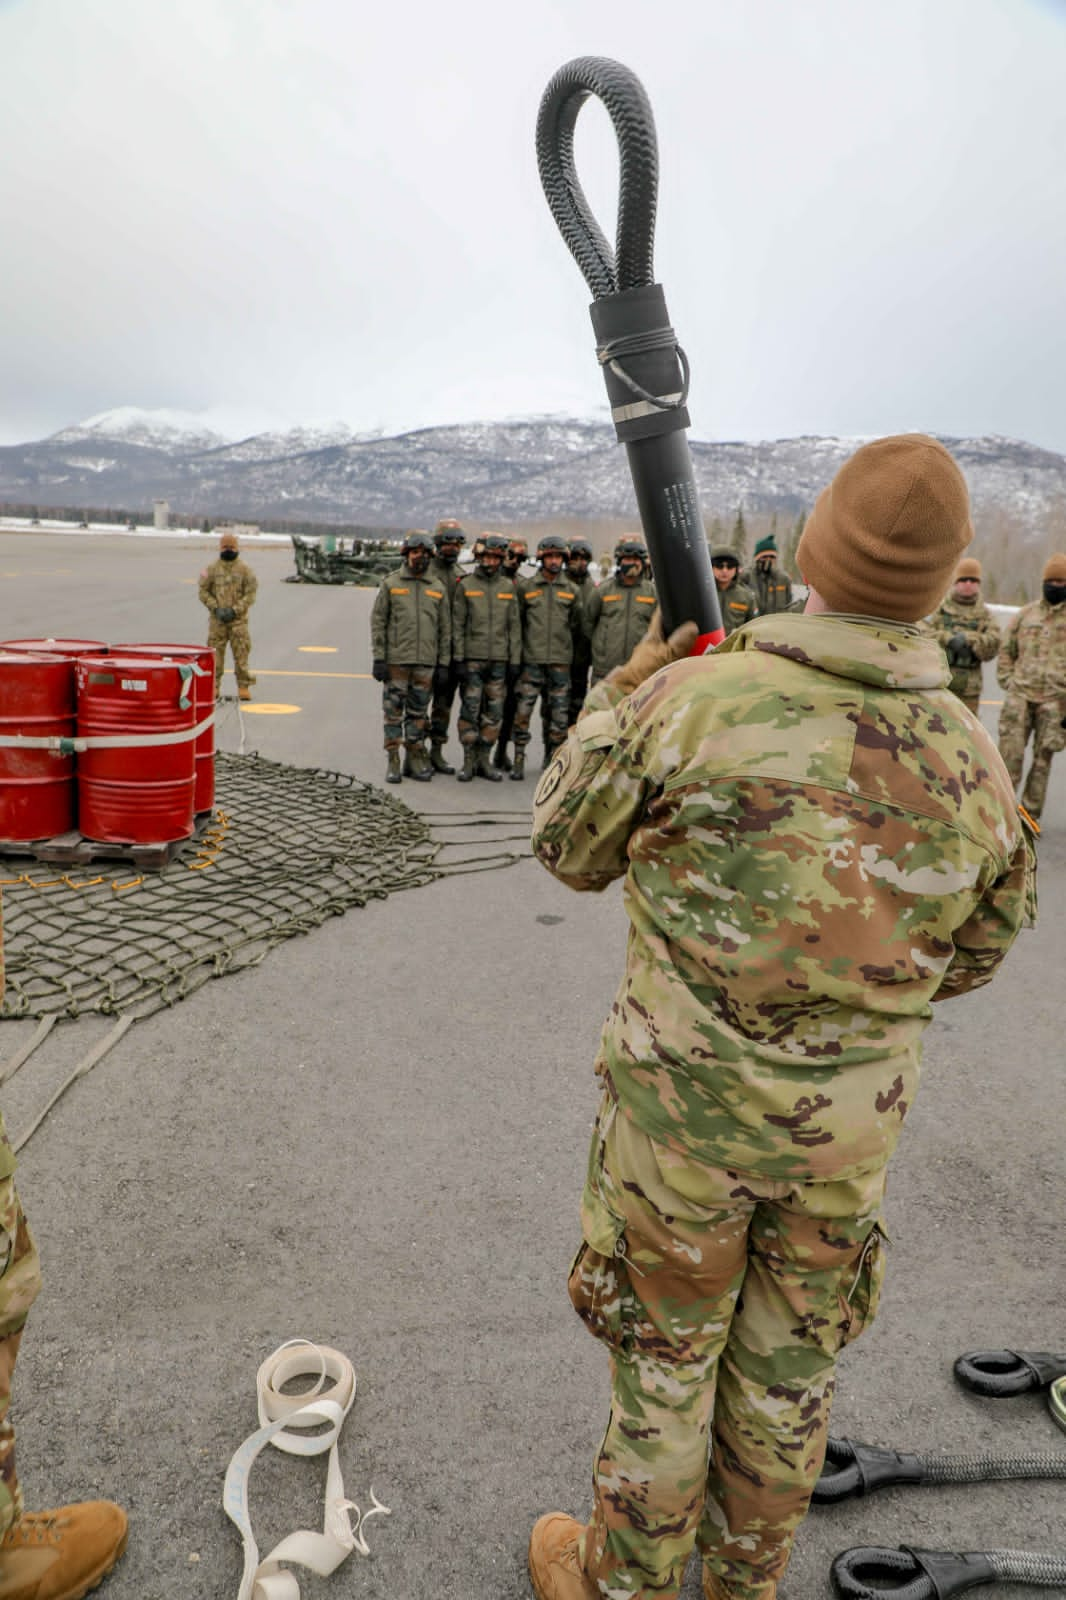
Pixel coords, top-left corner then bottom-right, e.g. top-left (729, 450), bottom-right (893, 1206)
top-left (200, 530), bottom-right (258, 700)
top-left (997, 552), bottom-right (1066, 820)
top-left (370, 530), bottom-right (451, 784)
top-left (930, 557), bottom-right (1000, 716)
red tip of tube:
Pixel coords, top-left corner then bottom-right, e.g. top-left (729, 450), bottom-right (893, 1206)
top-left (691, 629), bottom-right (724, 655)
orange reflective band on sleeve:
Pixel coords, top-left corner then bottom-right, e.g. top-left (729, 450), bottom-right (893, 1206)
top-left (426, 590), bottom-right (443, 599)
top-left (390, 587), bottom-right (409, 595)
top-left (635, 595), bottom-right (655, 605)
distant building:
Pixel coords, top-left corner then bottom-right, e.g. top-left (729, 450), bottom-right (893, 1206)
top-left (153, 499), bottom-right (170, 529)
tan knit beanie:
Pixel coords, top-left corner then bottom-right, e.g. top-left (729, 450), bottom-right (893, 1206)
top-left (1043, 553), bottom-right (1066, 583)
top-left (797, 434), bottom-right (973, 621)
top-left (219, 530), bottom-right (239, 551)
top-left (955, 557), bottom-right (982, 581)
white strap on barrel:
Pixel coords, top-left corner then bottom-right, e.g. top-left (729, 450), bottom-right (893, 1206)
top-left (0, 710), bottom-right (215, 752)
top-left (223, 1340), bottom-right (390, 1600)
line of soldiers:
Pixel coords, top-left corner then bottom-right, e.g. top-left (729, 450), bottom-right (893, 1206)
top-left (927, 551), bottom-right (1066, 821)
top-left (369, 524), bottom-right (795, 785)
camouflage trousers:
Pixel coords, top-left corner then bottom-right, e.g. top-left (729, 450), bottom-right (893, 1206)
top-left (514, 664), bottom-right (571, 756)
top-left (207, 619), bottom-right (253, 691)
top-left (382, 665), bottom-right (434, 751)
top-left (0, 1147), bottom-right (43, 1540)
top-left (997, 692), bottom-right (1066, 819)
top-left (571, 1093), bottom-right (886, 1600)
top-left (457, 662), bottom-right (508, 748)
top-left (429, 661), bottom-right (461, 747)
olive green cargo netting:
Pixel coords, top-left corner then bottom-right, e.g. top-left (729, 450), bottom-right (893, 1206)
top-left (0, 752), bottom-right (530, 1021)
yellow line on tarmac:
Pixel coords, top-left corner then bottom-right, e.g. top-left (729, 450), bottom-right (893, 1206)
top-left (254, 668), bottom-right (371, 680)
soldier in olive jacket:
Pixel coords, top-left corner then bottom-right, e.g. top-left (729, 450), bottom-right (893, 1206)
top-left (370, 531), bottom-right (451, 783)
top-left (584, 538), bottom-right (657, 683)
top-left (511, 533), bottom-right (581, 780)
top-left (452, 534), bottom-right (521, 782)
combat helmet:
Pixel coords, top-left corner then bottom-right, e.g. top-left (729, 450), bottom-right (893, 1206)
top-left (434, 519), bottom-right (466, 546)
top-left (482, 533), bottom-right (510, 554)
top-left (567, 538), bottom-right (593, 560)
top-left (401, 529), bottom-right (435, 554)
top-left (615, 537), bottom-right (648, 566)
top-left (537, 533), bottom-right (569, 559)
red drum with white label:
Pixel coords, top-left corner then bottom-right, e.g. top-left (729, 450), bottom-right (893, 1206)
top-left (0, 652), bottom-right (76, 839)
top-left (76, 655), bottom-right (196, 843)
top-left (114, 643), bottom-right (215, 813)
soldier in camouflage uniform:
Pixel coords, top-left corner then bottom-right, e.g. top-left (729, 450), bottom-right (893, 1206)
top-left (0, 896), bottom-right (128, 1596)
top-left (709, 547), bottom-right (757, 636)
top-left (997, 552), bottom-right (1066, 820)
top-left (199, 530), bottom-right (258, 700)
top-left (512, 534), bottom-right (582, 781)
top-left (425, 519), bottom-right (466, 773)
top-left (584, 538), bottom-right (658, 683)
top-left (527, 436), bottom-right (1031, 1600)
top-left (370, 530), bottom-right (451, 784)
top-left (565, 539), bottom-right (596, 727)
top-left (742, 533), bottom-right (794, 616)
top-left (453, 534), bottom-right (521, 782)
top-left (494, 537), bottom-right (532, 771)
top-left (929, 557), bottom-right (1000, 715)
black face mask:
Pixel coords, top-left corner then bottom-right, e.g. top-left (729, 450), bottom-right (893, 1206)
top-left (1044, 582), bottom-right (1066, 605)
top-left (221, 549), bottom-right (238, 562)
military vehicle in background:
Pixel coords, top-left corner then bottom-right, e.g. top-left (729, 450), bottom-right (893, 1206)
top-left (288, 533), bottom-right (402, 585)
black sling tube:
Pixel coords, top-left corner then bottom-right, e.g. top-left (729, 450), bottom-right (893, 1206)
top-left (536, 56), bottom-right (724, 651)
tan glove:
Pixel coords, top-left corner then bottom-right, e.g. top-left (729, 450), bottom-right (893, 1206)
top-left (606, 609), bottom-right (699, 697)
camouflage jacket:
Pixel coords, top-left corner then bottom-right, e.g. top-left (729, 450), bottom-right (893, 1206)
top-left (519, 571), bottom-right (581, 665)
top-left (997, 599), bottom-right (1066, 702)
top-left (718, 574), bottom-right (757, 636)
top-left (743, 563), bottom-right (794, 616)
top-left (452, 567), bottom-right (521, 665)
top-left (929, 594), bottom-right (1000, 703)
top-left (199, 558), bottom-right (257, 620)
top-left (532, 613), bottom-right (1031, 1182)
top-left (370, 565), bottom-right (451, 666)
top-left (583, 577), bottom-right (658, 679)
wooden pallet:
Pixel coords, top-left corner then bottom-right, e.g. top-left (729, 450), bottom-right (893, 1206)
top-left (0, 811), bottom-right (214, 872)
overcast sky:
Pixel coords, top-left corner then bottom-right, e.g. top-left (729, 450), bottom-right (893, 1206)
top-left (2, 0), bottom-right (1065, 450)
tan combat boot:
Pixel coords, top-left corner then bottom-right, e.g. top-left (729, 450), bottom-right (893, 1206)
top-left (528, 1514), bottom-right (597, 1600)
top-left (238, 685), bottom-right (252, 702)
top-left (0, 1501), bottom-right (127, 1600)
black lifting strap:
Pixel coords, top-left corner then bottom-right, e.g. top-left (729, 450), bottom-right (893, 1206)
top-left (831, 1545), bottom-right (997, 1600)
top-left (953, 1348), bottom-right (1066, 1397)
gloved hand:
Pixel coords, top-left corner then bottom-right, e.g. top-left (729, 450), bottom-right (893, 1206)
top-left (608, 609), bottom-right (699, 697)
top-left (372, 658), bottom-right (389, 683)
top-left (433, 664), bottom-right (451, 695)
top-left (946, 632), bottom-right (976, 667)
top-left (214, 606), bottom-right (236, 624)
top-left (455, 660), bottom-right (469, 682)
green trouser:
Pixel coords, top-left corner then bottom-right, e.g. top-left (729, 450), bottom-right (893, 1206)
top-left (0, 1142), bottom-right (42, 1538)
top-left (571, 1094), bottom-right (886, 1600)
top-left (207, 618), bottom-right (253, 690)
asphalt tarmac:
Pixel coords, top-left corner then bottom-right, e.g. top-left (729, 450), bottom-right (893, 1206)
top-left (0, 530), bottom-right (1062, 1600)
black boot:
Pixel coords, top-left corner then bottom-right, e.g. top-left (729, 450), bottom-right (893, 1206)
top-left (430, 742), bottom-right (455, 775)
top-left (492, 743), bottom-right (513, 772)
top-left (457, 747), bottom-right (477, 783)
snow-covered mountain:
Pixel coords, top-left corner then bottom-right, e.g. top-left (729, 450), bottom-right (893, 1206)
top-left (2, 408), bottom-right (1064, 534)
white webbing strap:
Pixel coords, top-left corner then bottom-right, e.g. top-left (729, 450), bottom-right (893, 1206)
top-left (0, 709), bottom-right (215, 752)
top-left (223, 1340), bottom-right (390, 1600)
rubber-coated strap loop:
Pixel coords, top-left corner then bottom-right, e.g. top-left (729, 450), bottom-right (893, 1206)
top-left (1050, 1375), bottom-right (1066, 1433)
top-left (813, 1438), bottom-right (926, 1503)
top-left (831, 1546), bottom-right (996, 1600)
top-left (603, 343), bottom-right (691, 413)
top-left (954, 1349), bottom-right (1066, 1397)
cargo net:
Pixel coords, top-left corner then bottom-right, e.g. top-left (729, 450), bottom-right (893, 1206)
top-left (0, 752), bottom-right (530, 1021)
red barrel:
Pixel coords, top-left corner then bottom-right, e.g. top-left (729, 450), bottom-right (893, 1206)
top-left (0, 652), bottom-right (76, 840)
top-left (76, 655), bottom-right (196, 844)
top-left (114, 643), bottom-right (215, 813)
top-left (1, 638), bottom-right (109, 656)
